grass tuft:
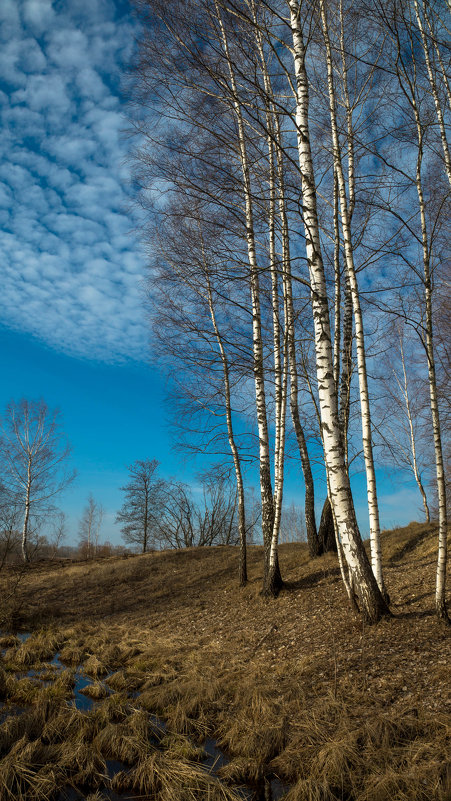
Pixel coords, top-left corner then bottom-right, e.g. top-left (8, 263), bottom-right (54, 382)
top-left (83, 654), bottom-right (108, 678)
top-left (112, 749), bottom-right (245, 800)
top-left (0, 734), bottom-right (62, 801)
top-left (79, 681), bottom-right (110, 701)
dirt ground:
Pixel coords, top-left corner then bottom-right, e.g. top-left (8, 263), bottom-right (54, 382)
top-left (0, 522), bottom-right (450, 800)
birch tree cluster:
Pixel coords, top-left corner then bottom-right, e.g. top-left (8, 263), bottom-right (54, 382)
top-left (129, 0), bottom-right (450, 623)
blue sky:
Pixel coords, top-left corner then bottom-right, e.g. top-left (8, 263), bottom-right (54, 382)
top-left (0, 0), bottom-right (423, 546)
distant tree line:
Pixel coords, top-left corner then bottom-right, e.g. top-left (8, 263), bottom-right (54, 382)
top-left (0, 402), bottom-right (293, 565)
top-left (115, 458), bottom-right (270, 552)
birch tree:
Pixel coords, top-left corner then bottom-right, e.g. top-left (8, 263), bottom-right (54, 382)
top-left (79, 495), bottom-right (104, 559)
top-left (201, 249), bottom-right (249, 584)
top-left (131, 0), bottom-right (417, 620)
top-left (319, 0), bottom-right (387, 599)
top-left (371, 0), bottom-right (450, 621)
top-left (152, 210), bottom-right (250, 584)
top-left (213, 0), bottom-right (283, 595)
top-left (286, 0), bottom-right (390, 622)
top-left (249, 0), bottom-right (322, 558)
top-left (116, 459), bottom-right (163, 553)
top-left (377, 324), bottom-right (432, 522)
top-left (0, 399), bottom-right (75, 563)
top-left (413, 0), bottom-right (451, 186)
top-left (395, 9), bottom-right (449, 622)
top-left (139, 0), bottom-right (285, 594)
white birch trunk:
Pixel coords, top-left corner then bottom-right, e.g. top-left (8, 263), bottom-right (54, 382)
top-left (215, 1), bottom-right (278, 593)
top-left (339, 276), bottom-right (353, 465)
top-left (267, 99), bottom-right (286, 589)
top-left (332, 167), bottom-right (341, 391)
top-left (21, 460), bottom-right (31, 563)
top-left (396, 332), bottom-right (430, 522)
top-left (288, 0), bottom-right (389, 622)
top-left (143, 491), bottom-right (148, 553)
top-left (414, 0), bottom-right (451, 186)
top-left (392, 11), bottom-right (448, 620)
top-left (204, 268), bottom-right (248, 585)
top-left (415, 135), bottom-right (448, 621)
top-left (421, 1), bottom-right (451, 112)
top-left (320, 0), bottom-right (387, 598)
top-left (278, 135), bottom-right (320, 555)
top-left (425, 281), bottom-right (449, 621)
top-left (253, 11), bottom-right (288, 591)
top-left (253, 5), bottom-right (320, 559)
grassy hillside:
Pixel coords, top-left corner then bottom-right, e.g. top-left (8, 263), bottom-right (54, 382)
top-left (0, 522), bottom-right (449, 800)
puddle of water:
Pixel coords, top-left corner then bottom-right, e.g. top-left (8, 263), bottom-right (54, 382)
top-left (251, 777), bottom-right (291, 801)
top-left (54, 786), bottom-right (84, 801)
top-left (54, 761), bottom-right (135, 801)
top-left (56, 788), bottom-right (136, 801)
top-left (201, 746), bottom-right (288, 801)
top-left (0, 703), bottom-right (27, 723)
top-left (203, 736), bottom-right (229, 771)
top-left (26, 666), bottom-right (58, 688)
top-left (201, 738), bottom-right (289, 799)
top-left (105, 759), bottom-right (128, 778)
top-left (16, 632), bottom-right (32, 643)
top-left (231, 777), bottom-right (290, 801)
top-left (271, 778), bottom-right (291, 800)
top-left (56, 775), bottom-right (136, 801)
top-left (101, 791), bottom-right (136, 801)
top-left (72, 672), bottom-right (97, 711)
top-left (149, 711), bottom-right (166, 735)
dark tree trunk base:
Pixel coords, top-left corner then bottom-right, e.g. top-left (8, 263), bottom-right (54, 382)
top-left (436, 599), bottom-right (450, 625)
top-left (239, 541), bottom-right (247, 587)
top-left (261, 558), bottom-right (284, 597)
top-left (261, 579), bottom-right (284, 598)
top-left (318, 496), bottom-right (337, 553)
top-left (307, 525), bottom-right (323, 558)
top-left (359, 584), bottom-right (392, 625)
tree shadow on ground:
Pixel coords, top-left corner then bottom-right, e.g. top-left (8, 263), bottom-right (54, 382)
top-left (401, 592), bottom-right (432, 607)
top-left (389, 528), bottom-right (436, 563)
top-left (394, 608), bottom-right (435, 620)
top-left (282, 567), bottom-right (341, 592)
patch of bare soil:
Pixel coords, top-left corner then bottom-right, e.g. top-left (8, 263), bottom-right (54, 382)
top-left (0, 522), bottom-right (449, 800)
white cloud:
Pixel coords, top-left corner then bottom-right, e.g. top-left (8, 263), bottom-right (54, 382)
top-left (76, 68), bottom-right (107, 101)
top-left (46, 134), bottom-right (98, 165)
top-left (13, 73), bottom-right (71, 113)
top-left (0, 0), bottom-right (148, 363)
top-left (21, 0), bottom-right (56, 34)
top-left (0, 182), bottom-right (13, 207)
top-left (47, 28), bottom-right (89, 70)
top-left (0, 42), bottom-right (27, 88)
top-left (0, 0), bottom-right (21, 29)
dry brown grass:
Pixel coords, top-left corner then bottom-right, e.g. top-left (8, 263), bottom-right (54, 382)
top-left (78, 680), bottom-right (109, 700)
top-left (0, 735), bottom-right (62, 801)
top-left (0, 522), bottom-right (449, 799)
top-left (7, 629), bottom-right (64, 669)
top-left (111, 749), bottom-right (244, 800)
